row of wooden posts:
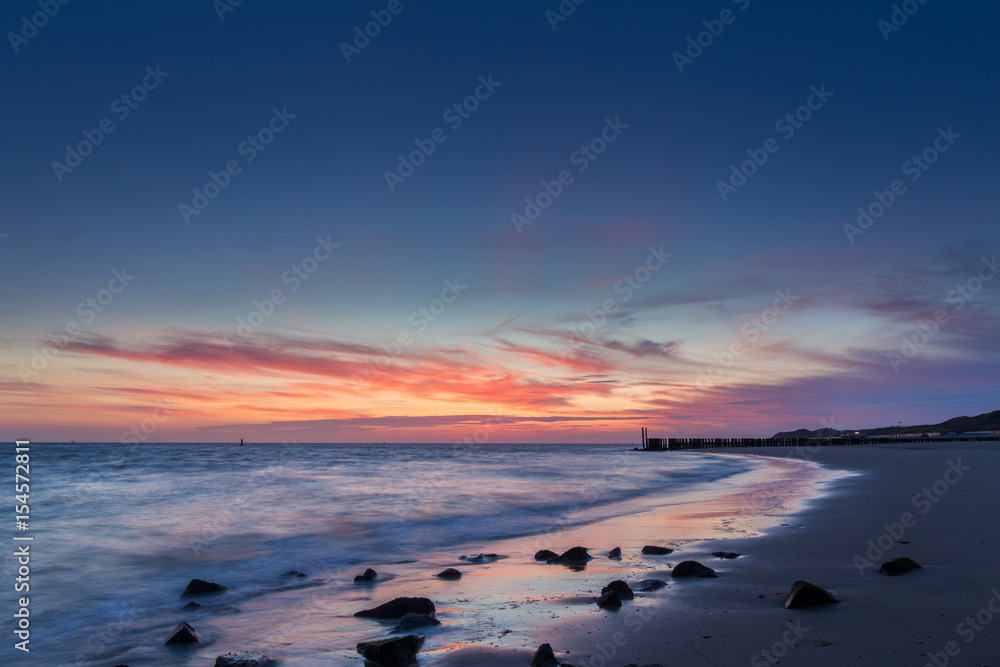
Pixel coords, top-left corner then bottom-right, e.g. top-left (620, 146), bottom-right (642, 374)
top-left (639, 430), bottom-right (1000, 451)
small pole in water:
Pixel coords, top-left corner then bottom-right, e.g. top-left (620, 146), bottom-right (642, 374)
top-left (240, 438), bottom-right (244, 446)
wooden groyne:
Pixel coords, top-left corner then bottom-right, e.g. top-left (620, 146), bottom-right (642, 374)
top-left (646, 435), bottom-right (1000, 451)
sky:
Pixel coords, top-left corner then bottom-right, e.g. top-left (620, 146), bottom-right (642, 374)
top-left (2, 1), bottom-right (999, 443)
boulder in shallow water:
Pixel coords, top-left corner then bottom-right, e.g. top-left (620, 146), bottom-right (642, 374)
top-left (632, 579), bottom-right (668, 592)
top-left (546, 546), bottom-right (592, 564)
top-left (354, 568), bottom-right (378, 583)
top-left (164, 621), bottom-right (201, 645)
top-left (354, 597), bottom-right (436, 619)
top-left (534, 549), bottom-right (558, 561)
top-left (879, 557), bottom-right (921, 576)
top-left (281, 570), bottom-right (307, 578)
top-left (607, 546), bottom-right (622, 560)
top-left (601, 580), bottom-right (634, 600)
top-left (641, 545), bottom-right (674, 555)
top-left (356, 634), bottom-right (424, 666)
top-left (597, 589), bottom-right (622, 610)
top-left (784, 580), bottom-right (838, 608)
top-left (671, 561), bottom-right (717, 578)
top-left (215, 651), bottom-right (278, 666)
top-left (182, 579), bottom-right (228, 596)
top-left (711, 551), bottom-right (740, 559)
top-left (458, 553), bottom-right (501, 563)
top-left (531, 642), bottom-right (560, 667)
top-left (436, 568), bottom-right (462, 580)
top-left (181, 601), bottom-right (201, 611)
top-left (390, 612), bottom-right (441, 633)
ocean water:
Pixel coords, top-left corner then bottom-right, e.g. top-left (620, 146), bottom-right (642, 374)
top-left (5, 442), bottom-right (806, 666)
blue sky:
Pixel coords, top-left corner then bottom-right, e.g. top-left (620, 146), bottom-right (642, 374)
top-left (2, 1), bottom-right (998, 442)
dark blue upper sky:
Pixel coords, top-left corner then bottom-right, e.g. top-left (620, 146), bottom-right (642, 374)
top-left (3, 1), bottom-right (999, 441)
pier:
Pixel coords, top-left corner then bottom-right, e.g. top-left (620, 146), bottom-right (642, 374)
top-left (638, 432), bottom-right (1000, 451)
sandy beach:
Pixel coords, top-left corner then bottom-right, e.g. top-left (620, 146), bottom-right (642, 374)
top-left (436, 442), bottom-right (1000, 667)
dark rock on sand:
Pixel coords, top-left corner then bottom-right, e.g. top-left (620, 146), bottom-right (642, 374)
top-left (436, 568), bottom-right (462, 580)
top-left (879, 557), bottom-right (922, 576)
top-left (531, 642), bottom-right (560, 667)
top-left (671, 561), bottom-right (717, 578)
top-left (597, 589), bottom-right (622, 610)
top-left (181, 601), bottom-right (202, 610)
top-left (534, 549), bottom-right (559, 561)
top-left (632, 579), bottom-right (668, 592)
top-left (354, 597), bottom-right (436, 619)
top-left (459, 553), bottom-right (501, 563)
top-left (182, 579), bottom-right (228, 596)
top-left (546, 546), bottom-right (592, 563)
top-left (281, 570), bottom-right (307, 578)
top-left (215, 651), bottom-right (278, 666)
top-left (390, 612), bottom-right (441, 633)
top-left (641, 545), bottom-right (674, 555)
top-left (711, 551), bottom-right (740, 559)
top-left (784, 580), bottom-right (838, 608)
top-left (354, 568), bottom-right (378, 583)
top-left (356, 634), bottom-right (424, 666)
top-left (164, 621), bottom-right (201, 645)
top-left (607, 546), bottom-right (622, 560)
top-left (601, 580), bottom-right (634, 601)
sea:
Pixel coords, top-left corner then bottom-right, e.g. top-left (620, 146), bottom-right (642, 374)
top-left (3, 442), bottom-right (832, 666)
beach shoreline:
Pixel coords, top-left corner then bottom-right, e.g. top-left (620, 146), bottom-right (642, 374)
top-left (436, 441), bottom-right (1000, 666)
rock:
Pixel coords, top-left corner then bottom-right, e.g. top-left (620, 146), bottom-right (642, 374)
top-left (531, 642), bottom-right (560, 667)
top-left (597, 589), bottom-right (622, 610)
top-left (607, 546), bottom-right (622, 560)
top-left (354, 568), bottom-right (378, 583)
top-left (641, 545), bottom-right (673, 555)
top-left (879, 557), bottom-right (922, 576)
top-left (356, 634), bottom-right (424, 666)
top-left (214, 651), bottom-right (278, 666)
top-left (784, 580), bottom-right (838, 608)
top-left (601, 580), bottom-right (634, 600)
top-left (632, 579), bottom-right (668, 592)
top-left (546, 546), bottom-right (592, 563)
top-left (459, 553), bottom-right (501, 563)
top-left (534, 549), bottom-right (558, 561)
top-left (181, 601), bottom-right (202, 610)
top-left (436, 568), bottom-right (462, 580)
top-left (182, 579), bottom-right (228, 596)
top-left (164, 621), bottom-right (201, 645)
top-left (354, 597), bottom-right (436, 619)
top-left (281, 570), bottom-right (307, 578)
top-left (711, 551), bottom-right (740, 559)
top-left (671, 561), bottom-right (717, 578)
top-left (390, 612), bottom-right (441, 633)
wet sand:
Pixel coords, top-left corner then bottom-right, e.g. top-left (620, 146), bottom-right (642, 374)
top-left (436, 442), bottom-right (1000, 666)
